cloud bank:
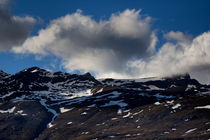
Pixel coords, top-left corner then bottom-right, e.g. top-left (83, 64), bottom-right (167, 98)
top-left (13, 9), bottom-right (157, 76)
top-left (128, 31), bottom-right (210, 84)
top-left (11, 9), bottom-right (210, 84)
top-left (0, 3), bottom-right (36, 51)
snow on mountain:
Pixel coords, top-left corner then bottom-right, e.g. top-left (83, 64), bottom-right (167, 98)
top-left (0, 67), bottom-right (101, 102)
top-left (0, 67), bottom-right (210, 140)
top-left (0, 67), bottom-right (209, 107)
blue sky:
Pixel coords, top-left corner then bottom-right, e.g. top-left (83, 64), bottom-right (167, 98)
top-left (11, 0), bottom-right (210, 35)
top-left (0, 0), bottom-right (210, 81)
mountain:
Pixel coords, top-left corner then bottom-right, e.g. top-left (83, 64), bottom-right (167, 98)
top-left (0, 67), bottom-right (210, 140)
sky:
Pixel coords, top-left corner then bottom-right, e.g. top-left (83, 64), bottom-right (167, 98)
top-left (0, 0), bottom-right (210, 84)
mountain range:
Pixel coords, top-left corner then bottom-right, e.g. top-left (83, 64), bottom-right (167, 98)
top-left (0, 67), bottom-right (210, 140)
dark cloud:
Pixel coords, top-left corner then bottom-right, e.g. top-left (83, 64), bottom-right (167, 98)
top-left (0, 7), bottom-right (36, 51)
top-left (0, 0), bottom-right (9, 5)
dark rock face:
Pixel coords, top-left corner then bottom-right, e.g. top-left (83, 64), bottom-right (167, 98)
top-left (0, 70), bottom-right (10, 78)
top-left (38, 95), bottom-right (210, 140)
top-left (0, 67), bottom-right (210, 140)
top-left (0, 101), bottom-right (52, 140)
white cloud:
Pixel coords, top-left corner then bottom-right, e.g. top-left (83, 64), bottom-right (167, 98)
top-left (12, 9), bottom-right (157, 77)
top-left (11, 9), bottom-right (210, 84)
top-left (128, 31), bottom-right (210, 84)
top-left (164, 31), bottom-right (192, 43)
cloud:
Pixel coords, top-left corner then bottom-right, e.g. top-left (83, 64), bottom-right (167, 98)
top-left (0, 0), bottom-right (9, 5)
top-left (164, 31), bottom-right (192, 43)
top-left (0, 6), bottom-right (36, 51)
top-left (128, 31), bottom-right (210, 84)
top-left (12, 9), bottom-right (157, 76)
top-left (12, 9), bottom-right (210, 84)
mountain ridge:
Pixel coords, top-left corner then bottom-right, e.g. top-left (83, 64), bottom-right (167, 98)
top-left (0, 67), bottom-right (210, 140)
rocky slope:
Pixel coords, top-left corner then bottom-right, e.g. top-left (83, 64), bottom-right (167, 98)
top-left (0, 67), bottom-right (210, 140)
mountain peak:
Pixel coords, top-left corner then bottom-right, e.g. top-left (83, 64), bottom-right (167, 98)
top-left (83, 72), bottom-right (93, 77)
top-left (0, 70), bottom-right (6, 74)
top-left (0, 70), bottom-right (10, 78)
top-left (164, 73), bottom-right (191, 80)
top-left (22, 66), bottom-right (45, 73)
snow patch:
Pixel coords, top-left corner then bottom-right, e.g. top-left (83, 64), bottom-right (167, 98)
top-left (185, 84), bottom-right (196, 91)
top-left (88, 104), bottom-right (96, 107)
top-left (81, 112), bottom-right (87, 115)
top-left (0, 92), bottom-right (15, 99)
top-left (117, 109), bottom-right (122, 115)
top-left (153, 94), bottom-right (175, 99)
top-left (67, 89), bottom-right (93, 99)
top-left (31, 69), bottom-right (38, 73)
top-left (67, 122), bottom-right (72, 125)
top-left (123, 109), bottom-right (130, 113)
top-left (147, 85), bottom-right (163, 91)
top-left (133, 110), bottom-right (143, 115)
top-left (48, 123), bottom-right (55, 128)
top-left (111, 118), bottom-right (118, 120)
top-left (107, 91), bottom-right (122, 99)
top-left (123, 112), bottom-right (131, 118)
top-left (60, 107), bottom-right (72, 113)
top-left (154, 102), bottom-right (161, 105)
top-left (81, 131), bottom-right (89, 135)
top-left (170, 85), bottom-right (176, 88)
top-left (166, 100), bottom-right (174, 104)
top-left (185, 128), bottom-right (197, 134)
top-left (40, 100), bottom-right (58, 128)
top-left (0, 106), bottom-right (16, 113)
top-left (16, 110), bottom-right (27, 116)
top-left (108, 135), bottom-right (115, 138)
top-left (172, 128), bottom-right (176, 131)
top-left (194, 105), bottom-right (210, 109)
top-left (96, 88), bottom-right (103, 93)
top-left (101, 100), bottom-right (127, 108)
top-left (172, 103), bottom-right (181, 109)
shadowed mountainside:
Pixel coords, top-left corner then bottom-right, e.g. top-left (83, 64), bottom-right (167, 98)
top-left (0, 67), bottom-right (210, 140)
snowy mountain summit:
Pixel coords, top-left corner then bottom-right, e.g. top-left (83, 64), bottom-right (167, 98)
top-left (0, 67), bottom-right (210, 140)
